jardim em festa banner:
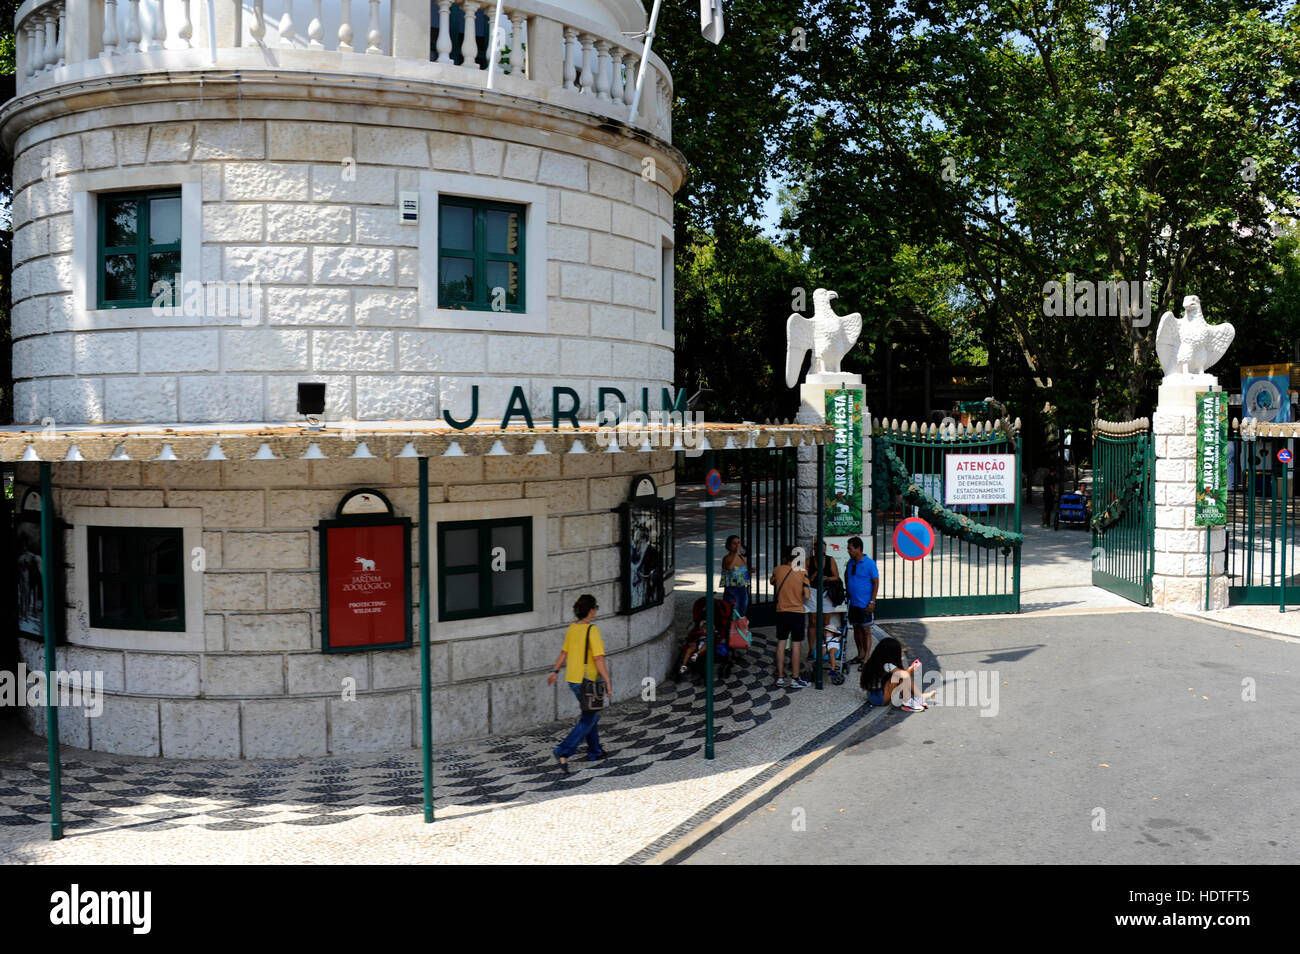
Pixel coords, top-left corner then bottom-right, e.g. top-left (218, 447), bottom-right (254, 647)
top-left (825, 389), bottom-right (863, 535)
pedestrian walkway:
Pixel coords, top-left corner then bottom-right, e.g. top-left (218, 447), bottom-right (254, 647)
top-left (1017, 503), bottom-right (1137, 614)
top-left (0, 626), bottom-right (873, 864)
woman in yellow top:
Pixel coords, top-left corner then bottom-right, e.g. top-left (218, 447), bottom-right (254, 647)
top-left (546, 593), bottom-right (614, 773)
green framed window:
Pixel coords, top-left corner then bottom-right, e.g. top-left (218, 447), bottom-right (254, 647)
top-left (437, 198), bottom-right (525, 312)
top-left (437, 517), bottom-right (532, 621)
top-left (87, 526), bottom-right (186, 631)
top-left (98, 189), bottom-right (182, 309)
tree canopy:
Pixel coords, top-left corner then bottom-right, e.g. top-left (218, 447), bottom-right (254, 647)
top-left (657, 0), bottom-right (1300, 432)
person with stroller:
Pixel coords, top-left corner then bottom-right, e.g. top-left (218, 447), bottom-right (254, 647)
top-left (803, 540), bottom-right (844, 679)
top-left (859, 636), bottom-right (935, 712)
top-left (769, 545), bottom-right (811, 689)
top-left (720, 535), bottom-right (750, 618)
top-left (547, 594), bottom-right (613, 773)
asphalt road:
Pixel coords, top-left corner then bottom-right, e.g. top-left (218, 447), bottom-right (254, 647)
top-left (684, 612), bottom-right (1299, 865)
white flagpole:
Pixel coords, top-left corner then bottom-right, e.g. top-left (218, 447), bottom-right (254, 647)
top-left (207, 0), bottom-right (217, 63)
top-left (629, 0), bottom-right (664, 124)
top-left (485, 0), bottom-right (507, 89)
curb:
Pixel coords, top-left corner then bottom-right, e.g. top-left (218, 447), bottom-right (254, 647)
top-left (633, 623), bottom-right (900, 865)
top-left (638, 700), bottom-right (891, 864)
top-left (1168, 610), bottom-right (1300, 645)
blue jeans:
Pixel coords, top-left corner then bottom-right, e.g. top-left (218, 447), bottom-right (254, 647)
top-left (555, 682), bottom-right (604, 760)
top-left (724, 585), bottom-right (749, 618)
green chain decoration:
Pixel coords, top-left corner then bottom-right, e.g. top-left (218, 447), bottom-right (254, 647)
top-left (1090, 448), bottom-right (1147, 534)
top-left (872, 434), bottom-right (1024, 550)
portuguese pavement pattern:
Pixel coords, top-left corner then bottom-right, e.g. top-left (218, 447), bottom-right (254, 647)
top-left (0, 631), bottom-right (815, 835)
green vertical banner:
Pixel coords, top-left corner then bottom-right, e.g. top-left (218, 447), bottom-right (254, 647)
top-left (824, 389), bottom-right (863, 535)
top-left (1196, 390), bottom-right (1228, 526)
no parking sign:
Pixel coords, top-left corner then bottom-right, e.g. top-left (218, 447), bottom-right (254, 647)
top-left (893, 517), bottom-right (935, 561)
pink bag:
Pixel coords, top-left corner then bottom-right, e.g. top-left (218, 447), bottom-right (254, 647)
top-left (729, 615), bottom-right (752, 650)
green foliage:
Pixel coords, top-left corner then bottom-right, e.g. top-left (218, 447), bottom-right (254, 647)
top-left (785, 0), bottom-right (1300, 429)
top-left (654, 0), bottom-right (813, 238)
top-left (674, 225), bottom-right (811, 422)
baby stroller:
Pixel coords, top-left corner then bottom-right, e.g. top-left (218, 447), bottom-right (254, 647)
top-left (677, 596), bottom-right (738, 681)
top-left (1057, 489), bottom-right (1089, 529)
top-left (804, 610), bottom-right (849, 684)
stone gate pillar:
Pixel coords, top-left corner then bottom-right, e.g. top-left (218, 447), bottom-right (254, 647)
top-left (796, 373), bottom-right (872, 558)
top-left (1152, 379), bottom-right (1228, 612)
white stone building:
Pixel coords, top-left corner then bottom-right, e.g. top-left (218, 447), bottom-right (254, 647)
top-left (2, 0), bottom-right (691, 757)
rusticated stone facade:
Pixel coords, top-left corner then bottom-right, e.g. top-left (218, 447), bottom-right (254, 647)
top-left (14, 451), bottom-right (676, 758)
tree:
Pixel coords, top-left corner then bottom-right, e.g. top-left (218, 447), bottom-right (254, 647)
top-left (790, 0), bottom-right (1300, 426)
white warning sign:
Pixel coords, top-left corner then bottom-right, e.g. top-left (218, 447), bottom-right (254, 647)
top-left (944, 454), bottom-right (1017, 505)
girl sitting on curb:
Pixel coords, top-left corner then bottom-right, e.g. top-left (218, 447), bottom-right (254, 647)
top-left (859, 637), bottom-right (936, 712)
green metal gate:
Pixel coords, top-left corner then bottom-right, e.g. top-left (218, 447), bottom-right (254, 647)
top-left (740, 447), bottom-right (798, 625)
top-left (871, 419), bottom-right (1022, 618)
top-left (1090, 419), bottom-right (1154, 605)
top-left (1226, 427), bottom-right (1298, 605)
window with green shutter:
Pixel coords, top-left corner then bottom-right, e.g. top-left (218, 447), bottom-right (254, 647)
top-left (437, 198), bottom-right (525, 313)
top-left (87, 526), bottom-right (186, 631)
top-left (437, 517), bottom-right (532, 621)
top-left (98, 189), bottom-right (182, 309)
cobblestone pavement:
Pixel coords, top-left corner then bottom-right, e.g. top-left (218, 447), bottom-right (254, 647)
top-left (0, 627), bottom-right (874, 864)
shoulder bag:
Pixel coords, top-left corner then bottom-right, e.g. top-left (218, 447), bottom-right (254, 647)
top-left (579, 625), bottom-right (607, 713)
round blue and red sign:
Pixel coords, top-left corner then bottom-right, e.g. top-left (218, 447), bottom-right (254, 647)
top-left (893, 517), bottom-right (935, 561)
top-left (705, 469), bottom-right (722, 496)
top-left (1279, 449), bottom-right (1293, 464)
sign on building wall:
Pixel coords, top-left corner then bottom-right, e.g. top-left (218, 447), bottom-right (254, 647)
top-left (1196, 391), bottom-right (1228, 527)
top-left (621, 475), bottom-right (672, 615)
top-left (15, 490), bottom-right (63, 644)
top-left (319, 490), bottom-right (412, 652)
top-left (824, 389), bottom-right (863, 535)
top-left (943, 455), bottom-right (1017, 506)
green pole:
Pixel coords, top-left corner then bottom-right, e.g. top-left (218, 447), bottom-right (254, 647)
top-left (815, 441), bottom-right (824, 690)
top-left (418, 456), bottom-right (434, 822)
top-left (1282, 456), bottom-right (1288, 614)
top-left (1014, 431), bottom-right (1022, 611)
top-left (1205, 526), bottom-right (1211, 612)
top-left (41, 461), bottom-right (62, 840)
top-left (704, 450), bottom-right (716, 760)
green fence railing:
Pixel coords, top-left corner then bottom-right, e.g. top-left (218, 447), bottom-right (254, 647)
top-left (1226, 430), bottom-right (1299, 606)
top-left (871, 419), bottom-right (1022, 619)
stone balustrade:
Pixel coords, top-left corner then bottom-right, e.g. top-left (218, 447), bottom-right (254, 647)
top-left (12, 0), bottom-right (673, 140)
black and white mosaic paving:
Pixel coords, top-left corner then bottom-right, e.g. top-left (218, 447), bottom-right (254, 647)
top-left (0, 631), bottom-right (822, 834)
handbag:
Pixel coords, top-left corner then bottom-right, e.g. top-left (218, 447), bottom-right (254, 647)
top-left (824, 577), bottom-right (846, 607)
top-left (578, 624), bottom-right (607, 713)
top-left (729, 611), bottom-right (752, 650)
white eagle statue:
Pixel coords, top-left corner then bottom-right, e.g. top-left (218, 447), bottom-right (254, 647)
top-left (785, 288), bottom-right (863, 388)
top-left (1154, 295), bottom-right (1235, 379)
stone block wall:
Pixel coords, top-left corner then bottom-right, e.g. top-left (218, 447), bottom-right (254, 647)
top-left (795, 382), bottom-right (872, 549)
top-left (14, 450), bottom-right (678, 757)
top-left (10, 104), bottom-right (678, 425)
top-left (1151, 408), bottom-right (1228, 611)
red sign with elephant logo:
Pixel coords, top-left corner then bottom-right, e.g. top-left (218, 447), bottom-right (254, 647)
top-left (321, 520), bottom-right (412, 651)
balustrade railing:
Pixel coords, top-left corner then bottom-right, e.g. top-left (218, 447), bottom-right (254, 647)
top-left (13, 0), bottom-right (673, 138)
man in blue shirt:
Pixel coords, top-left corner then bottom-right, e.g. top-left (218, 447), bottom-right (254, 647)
top-left (845, 536), bottom-right (879, 664)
